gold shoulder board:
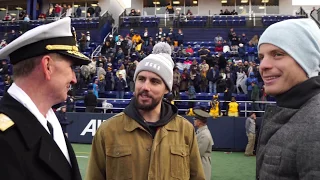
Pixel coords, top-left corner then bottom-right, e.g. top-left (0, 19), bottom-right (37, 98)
top-left (0, 114), bottom-right (14, 132)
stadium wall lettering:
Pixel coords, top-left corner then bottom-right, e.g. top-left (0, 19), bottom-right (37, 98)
top-left (66, 113), bottom-right (262, 150)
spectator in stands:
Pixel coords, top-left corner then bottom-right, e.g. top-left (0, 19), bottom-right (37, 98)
top-left (251, 81), bottom-right (261, 115)
top-left (3, 74), bottom-right (12, 93)
top-left (215, 40), bottom-right (223, 52)
top-left (238, 43), bottom-right (246, 60)
top-left (223, 40), bottom-right (230, 53)
top-left (38, 13), bottom-right (46, 20)
top-left (207, 66), bottom-right (219, 94)
top-left (93, 79), bottom-right (99, 98)
top-left (245, 112), bottom-right (256, 156)
top-left (172, 67), bottom-right (181, 99)
top-left (79, 33), bottom-right (87, 52)
top-left (185, 45), bottom-right (194, 56)
top-left (87, 5), bottom-right (95, 17)
top-left (127, 63), bottom-right (136, 92)
top-left (156, 28), bottom-right (166, 42)
top-left (217, 52), bottom-right (227, 70)
top-left (54, 4), bottom-right (61, 17)
top-left (66, 5), bottom-right (73, 17)
top-left (216, 72), bottom-right (227, 93)
top-left (23, 14), bottom-right (30, 22)
top-left (142, 28), bottom-right (149, 46)
top-left (187, 81), bottom-right (196, 108)
top-left (76, 6), bottom-right (82, 18)
top-left (247, 41), bottom-right (256, 62)
top-left (200, 67), bottom-right (208, 93)
top-left (236, 68), bottom-right (247, 94)
top-left (180, 68), bottom-right (189, 92)
top-left (224, 9), bottom-right (231, 15)
top-left (86, 42), bottom-right (205, 180)
top-left (214, 34), bottom-right (224, 45)
top-left (0, 59), bottom-right (9, 77)
top-left (230, 45), bottom-right (239, 55)
top-left (231, 33), bottom-right (240, 46)
top-left (84, 90), bottom-right (97, 112)
top-left (105, 67), bottom-right (114, 91)
top-left (176, 29), bottom-right (184, 46)
top-left (210, 95), bottom-right (221, 118)
top-left (86, 31), bottom-right (91, 49)
top-left (240, 33), bottom-right (248, 45)
top-left (95, 3), bottom-right (101, 17)
top-left (97, 63), bottom-right (106, 80)
top-left (115, 73), bottom-right (126, 99)
top-left (3, 13), bottom-right (12, 21)
top-left (166, 2), bottom-right (174, 15)
top-left (129, 9), bottom-right (137, 16)
top-left (226, 96), bottom-right (239, 117)
top-left (250, 35), bottom-right (259, 46)
top-left (117, 64), bottom-right (127, 87)
top-left (246, 72), bottom-right (257, 99)
top-left (61, 4), bottom-right (67, 16)
top-left (7, 30), bottom-right (17, 44)
top-left (132, 32), bottom-right (142, 45)
top-left (231, 10), bottom-right (238, 15)
top-left (46, 4), bottom-right (54, 17)
top-left (228, 28), bottom-right (235, 41)
top-left (115, 48), bottom-right (125, 60)
top-left (167, 28), bottom-right (176, 44)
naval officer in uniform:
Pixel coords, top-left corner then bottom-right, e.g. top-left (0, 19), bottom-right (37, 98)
top-left (193, 109), bottom-right (214, 180)
top-left (0, 17), bottom-right (90, 180)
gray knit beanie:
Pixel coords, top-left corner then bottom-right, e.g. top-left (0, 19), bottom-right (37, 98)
top-left (258, 18), bottom-right (320, 78)
top-left (134, 42), bottom-right (174, 91)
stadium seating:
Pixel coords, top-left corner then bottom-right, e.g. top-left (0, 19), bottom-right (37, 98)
top-left (261, 15), bottom-right (305, 26)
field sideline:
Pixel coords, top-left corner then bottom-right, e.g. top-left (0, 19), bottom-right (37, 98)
top-left (73, 144), bottom-right (256, 180)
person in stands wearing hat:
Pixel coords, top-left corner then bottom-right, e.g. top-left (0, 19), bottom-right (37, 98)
top-left (55, 103), bottom-right (73, 137)
top-left (193, 109), bottom-right (214, 180)
top-left (0, 17), bottom-right (89, 180)
top-left (86, 42), bottom-right (205, 180)
top-left (257, 19), bottom-right (320, 179)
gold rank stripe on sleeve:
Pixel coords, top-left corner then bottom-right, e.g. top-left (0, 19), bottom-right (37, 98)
top-left (0, 114), bottom-right (14, 131)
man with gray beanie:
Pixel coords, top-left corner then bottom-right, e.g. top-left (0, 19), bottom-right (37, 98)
top-left (86, 42), bottom-right (205, 180)
top-left (256, 18), bottom-right (320, 180)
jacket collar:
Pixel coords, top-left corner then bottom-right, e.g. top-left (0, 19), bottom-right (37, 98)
top-left (124, 114), bottom-right (179, 132)
top-left (0, 94), bottom-right (75, 180)
top-left (275, 76), bottom-right (320, 109)
top-left (196, 125), bottom-right (208, 134)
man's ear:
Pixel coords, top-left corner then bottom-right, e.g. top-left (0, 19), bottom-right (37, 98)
top-left (41, 55), bottom-right (54, 80)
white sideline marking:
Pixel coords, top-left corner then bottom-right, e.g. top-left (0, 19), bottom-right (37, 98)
top-left (76, 155), bottom-right (89, 158)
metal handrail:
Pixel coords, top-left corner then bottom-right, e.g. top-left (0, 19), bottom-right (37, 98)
top-left (74, 99), bottom-right (276, 116)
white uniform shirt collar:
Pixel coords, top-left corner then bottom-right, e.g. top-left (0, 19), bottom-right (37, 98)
top-left (7, 83), bottom-right (71, 165)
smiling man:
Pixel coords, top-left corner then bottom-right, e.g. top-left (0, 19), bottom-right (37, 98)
top-left (0, 18), bottom-right (90, 180)
top-left (86, 42), bottom-right (205, 180)
top-left (256, 19), bottom-right (320, 180)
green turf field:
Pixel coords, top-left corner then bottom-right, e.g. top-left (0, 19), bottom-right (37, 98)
top-left (73, 144), bottom-right (256, 180)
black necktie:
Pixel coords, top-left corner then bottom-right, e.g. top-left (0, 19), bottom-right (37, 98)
top-left (47, 121), bottom-right (54, 138)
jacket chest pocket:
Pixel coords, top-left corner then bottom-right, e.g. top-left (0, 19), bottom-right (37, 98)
top-left (170, 145), bottom-right (190, 179)
top-left (106, 145), bottom-right (133, 180)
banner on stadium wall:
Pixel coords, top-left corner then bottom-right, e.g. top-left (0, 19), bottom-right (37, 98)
top-left (66, 113), bottom-right (262, 150)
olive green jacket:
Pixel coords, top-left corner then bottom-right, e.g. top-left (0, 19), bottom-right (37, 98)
top-left (86, 112), bottom-right (205, 180)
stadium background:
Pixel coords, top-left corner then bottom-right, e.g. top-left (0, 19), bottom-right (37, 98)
top-left (0, 0), bottom-right (319, 179)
